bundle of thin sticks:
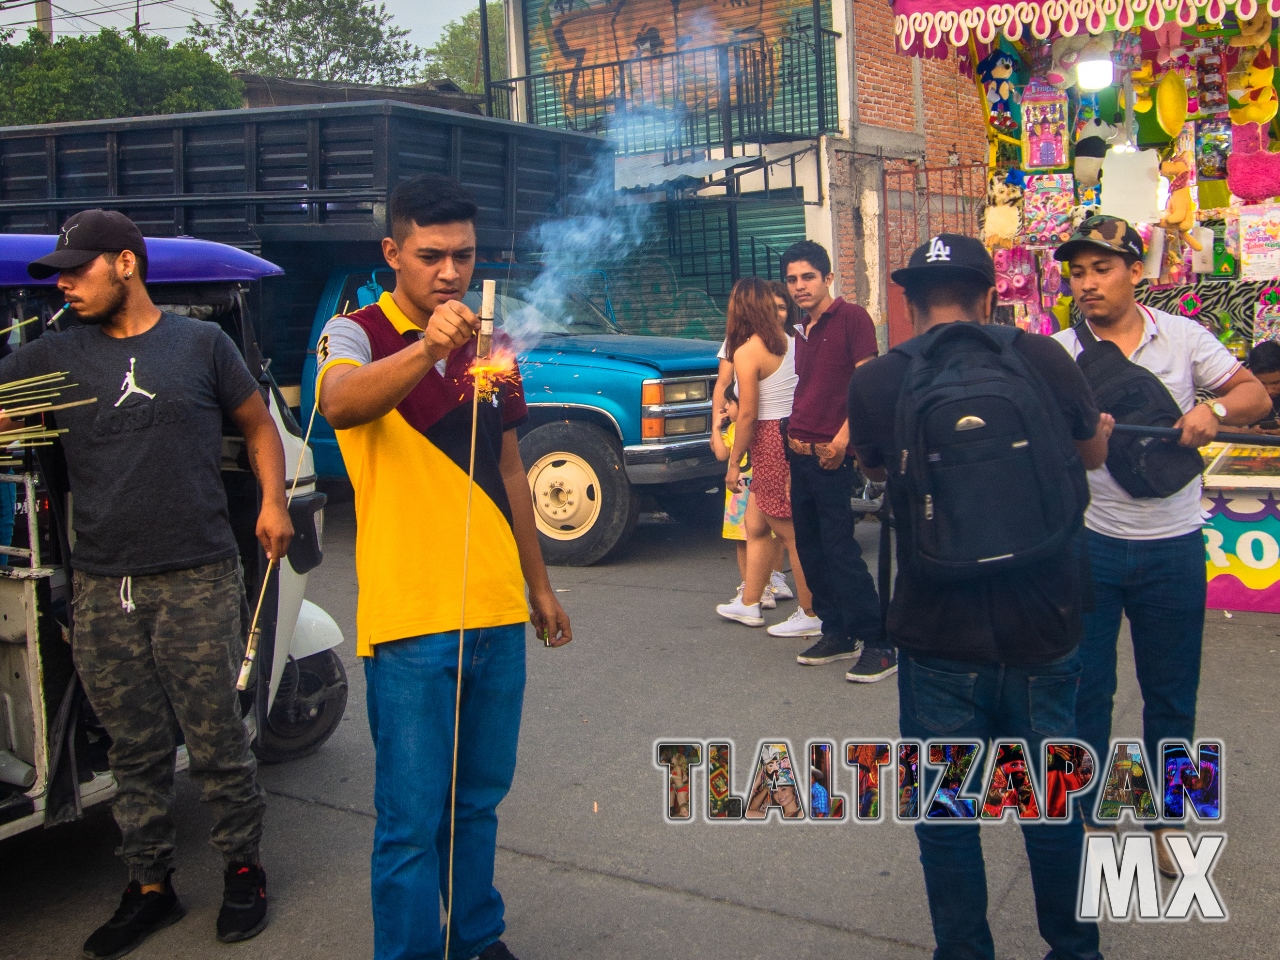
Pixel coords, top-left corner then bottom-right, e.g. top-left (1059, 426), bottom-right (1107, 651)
top-left (0, 371), bottom-right (97, 465)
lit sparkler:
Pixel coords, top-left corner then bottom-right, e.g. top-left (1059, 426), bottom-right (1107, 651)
top-left (470, 347), bottom-right (519, 403)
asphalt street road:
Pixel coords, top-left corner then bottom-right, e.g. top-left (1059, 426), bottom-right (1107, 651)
top-left (4, 495), bottom-right (1278, 959)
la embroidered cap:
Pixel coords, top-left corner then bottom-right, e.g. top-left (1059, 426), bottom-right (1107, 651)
top-left (1053, 214), bottom-right (1145, 262)
top-left (890, 234), bottom-right (996, 289)
top-left (27, 209), bottom-right (148, 280)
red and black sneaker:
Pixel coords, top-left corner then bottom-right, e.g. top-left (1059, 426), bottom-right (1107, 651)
top-left (216, 862), bottom-right (268, 943)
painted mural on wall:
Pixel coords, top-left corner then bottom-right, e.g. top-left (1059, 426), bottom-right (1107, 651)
top-left (522, 0), bottom-right (832, 145)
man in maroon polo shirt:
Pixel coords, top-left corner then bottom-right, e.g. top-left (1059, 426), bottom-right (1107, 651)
top-left (782, 240), bottom-right (894, 682)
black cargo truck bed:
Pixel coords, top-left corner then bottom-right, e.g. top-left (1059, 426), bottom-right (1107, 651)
top-left (0, 101), bottom-right (611, 386)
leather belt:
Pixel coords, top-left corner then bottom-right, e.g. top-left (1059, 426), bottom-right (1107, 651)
top-left (788, 436), bottom-right (821, 457)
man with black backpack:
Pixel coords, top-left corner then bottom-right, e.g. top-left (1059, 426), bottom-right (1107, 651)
top-left (1051, 215), bottom-right (1269, 875)
top-left (847, 234), bottom-right (1112, 960)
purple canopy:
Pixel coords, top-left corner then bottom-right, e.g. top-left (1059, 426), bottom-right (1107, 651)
top-left (0, 234), bottom-right (284, 287)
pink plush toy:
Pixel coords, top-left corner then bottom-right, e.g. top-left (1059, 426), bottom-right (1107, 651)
top-left (1153, 23), bottom-right (1185, 65)
top-left (1226, 122), bottom-right (1280, 203)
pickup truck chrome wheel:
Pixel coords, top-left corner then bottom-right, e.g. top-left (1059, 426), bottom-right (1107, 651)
top-left (529, 452), bottom-right (601, 540)
top-left (518, 421), bottom-right (639, 566)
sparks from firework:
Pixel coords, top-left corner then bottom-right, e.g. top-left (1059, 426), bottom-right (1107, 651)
top-left (469, 347), bottom-right (519, 403)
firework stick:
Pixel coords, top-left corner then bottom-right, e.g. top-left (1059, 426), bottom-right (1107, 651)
top-left (0, 315), bottom-right (39, 338)
top-left (236, 558), bottom-right (276, 691)
top-left (236, 393), bottom-right (324, 692)
top-left (477, 279), bottom-right (495, 360)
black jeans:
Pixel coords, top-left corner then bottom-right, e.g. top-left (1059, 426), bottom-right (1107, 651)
top-left (788, 455), bottom-right (882, 644)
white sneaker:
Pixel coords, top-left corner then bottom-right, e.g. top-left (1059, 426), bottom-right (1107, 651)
top-left (760, 589), bottom-right (777, 610)
top-left (767, 609), bottom-right (823, 637)
top-left (769, 571), bottom-right (795, 601)
top-left (716, 598), bottom-right (765, 626)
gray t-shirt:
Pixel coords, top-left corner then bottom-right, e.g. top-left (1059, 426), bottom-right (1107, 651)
top-left (0, 313), bottom-right (261, 576)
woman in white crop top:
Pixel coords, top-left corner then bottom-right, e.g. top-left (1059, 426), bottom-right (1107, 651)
top-left (716, 279), bottom-right (819, 636)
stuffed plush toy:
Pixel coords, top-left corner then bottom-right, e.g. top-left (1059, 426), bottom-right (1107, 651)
top-left (1153, 23), bottom-right (1186, 65)
top-left (1047, 35), bottom-right (1090, 89)
top-left (979, 171), bottom-right (1024, 249)
top-left (978, 50), bottom-right (1019, 133)
top-left (1227, 121), bottom-right (1280, 202)
top-left (1158, 155), bottom-right (1202, 250)
top-left (1229, 45), bottom-right (1278, 126)
top-left (1230, 10), bottom-right (1273, 49)
top-left (1132, 60), bottom-right (1156, 112)
top-left (1074, 118), bottom-right (1119, 187)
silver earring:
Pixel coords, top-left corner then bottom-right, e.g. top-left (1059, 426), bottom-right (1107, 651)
top-left (124, 272), bottom-right (132, 279)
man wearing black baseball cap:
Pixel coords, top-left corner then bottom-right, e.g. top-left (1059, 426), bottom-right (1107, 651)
top-left (846, 234), bottom-right (1111, 960)
top-left (27, 208), bottom-right (150, 281)
top-left (1052, 214), bottom-right (1269, 874)
top-left (0, 210), bottom-right (294, 956)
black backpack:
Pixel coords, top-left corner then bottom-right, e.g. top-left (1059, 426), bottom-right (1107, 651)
top-left (892, 323), bottom-right (1087, 580)
top-left (1072, 321), bottom-right (1204, 498)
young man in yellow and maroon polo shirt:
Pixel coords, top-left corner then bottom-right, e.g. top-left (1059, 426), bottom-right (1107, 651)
top-left (317, 174), bottom-right (571, 960)
top-left (782, 240), bottom-right (892, 681)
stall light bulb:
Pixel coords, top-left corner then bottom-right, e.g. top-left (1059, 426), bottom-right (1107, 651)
top-left (1077, 58), bottom-right (1114, 92)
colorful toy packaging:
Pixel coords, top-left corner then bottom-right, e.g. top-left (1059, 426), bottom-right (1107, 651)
top-left (1021, 174), bottom-right (1075, 246)
top-left (1020, 82), bottom-right (1070, 171)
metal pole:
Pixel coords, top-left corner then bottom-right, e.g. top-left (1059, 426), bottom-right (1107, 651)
top-left (35, 1), bottom-right (53, 38)
top-left (479, 0), bottom-right (494, 115)
top-left (811, 0), bottom-right (826, 133)
top-left (719, 46), bottom-right (740, 285)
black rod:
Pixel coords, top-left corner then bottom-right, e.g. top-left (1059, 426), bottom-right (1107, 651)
top-left (1111, 423), bottom-right (1280, 448)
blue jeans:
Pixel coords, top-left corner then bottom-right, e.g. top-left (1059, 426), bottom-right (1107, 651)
top-left (365, 624), bottom-right (527, 960)
top-left (1075, 529), bottom-right (1205, 826)
top-left (899, 653), bottom-right (1101, 960)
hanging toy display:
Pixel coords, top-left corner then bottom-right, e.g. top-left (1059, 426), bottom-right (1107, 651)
top-left (888, 0), bottom-right (1280, 342)
top-left (1159, 154), bottom-right (1203, 252)
top-left (979, 170), bottom-right (1024, 249)
top-left (977, 50), bottom-right (1020, 135)
top-left (1075, 118), bottom-right (1120, 189)
top-left (1022, 174), bottom-right (1076, 247)
top-left (1020, 81), bottom-right (1070, 171)
top-left (1227, 46), bottom-right (1280, 203)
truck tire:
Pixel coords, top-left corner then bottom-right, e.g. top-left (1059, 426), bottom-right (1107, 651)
top-left (252, 649), bottom-right (348, 764)
top-left (520, 421), bottom-right (638, 566)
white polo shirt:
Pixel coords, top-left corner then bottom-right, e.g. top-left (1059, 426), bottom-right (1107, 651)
top-left (1053, 305), bottom-right (1240, 540)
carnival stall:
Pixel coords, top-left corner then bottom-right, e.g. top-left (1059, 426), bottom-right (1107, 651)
top-left (890, 0), bottom-right (1280, 608)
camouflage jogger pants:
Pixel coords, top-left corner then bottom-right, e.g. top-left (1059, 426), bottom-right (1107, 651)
top-left (71, 556), bottom-right (266, 884)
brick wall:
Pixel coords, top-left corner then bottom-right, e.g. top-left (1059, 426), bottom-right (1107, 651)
top-left (849, 0), bottom-right (987, 165)
top-left (851, 0), bottom-right (915, 134)
top-left (920, 59), bottom-right (990, 165)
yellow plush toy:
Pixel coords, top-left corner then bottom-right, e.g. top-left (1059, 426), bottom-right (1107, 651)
top-left (1229, 45), bottom-right (1279, 126)
top-left (1158, 155), bottom-right (1202, 252)
top-left (1132, 61), bottom-right (1155, 112)
top-left (1230, 10), bottom-right (1273, 49)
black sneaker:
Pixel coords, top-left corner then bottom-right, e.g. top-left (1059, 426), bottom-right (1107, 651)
top-left (796, 634), bottom-right (863, 666)
top-left (845, 646), bottom-right (898, 683)
top-left (477, 942), bottom-right (520, 960)
top-left (82, 870), bottom-right (185, 960)
top-left (217, 861), bottom-right (268, 943)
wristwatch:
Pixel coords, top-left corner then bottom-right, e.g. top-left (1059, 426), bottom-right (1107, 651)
top-left (1204, 400), bottom-right (1227, 420)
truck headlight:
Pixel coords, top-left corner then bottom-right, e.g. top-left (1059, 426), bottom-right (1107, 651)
top-left (664, 415), bottom-right (709, 436)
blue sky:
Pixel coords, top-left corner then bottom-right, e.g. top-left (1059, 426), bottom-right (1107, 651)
top-left (1, 0), bottom-right (481, 50)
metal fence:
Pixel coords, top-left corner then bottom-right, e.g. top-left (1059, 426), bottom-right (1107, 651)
top-left (881, 162), bottom-right (989, 276)
top-left (881, 162), bottom-right (989, 344)
top-left (489, 32), bottom-right (840, 158)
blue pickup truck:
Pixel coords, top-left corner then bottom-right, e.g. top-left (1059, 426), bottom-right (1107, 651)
top-left (300, 264), bottom-right (724, 565)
